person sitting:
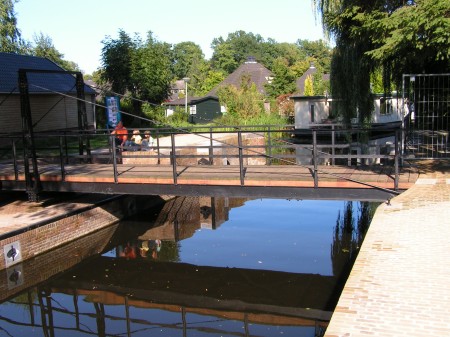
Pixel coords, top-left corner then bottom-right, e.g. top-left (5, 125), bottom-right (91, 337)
top-left (125, 129), bottom-right (142, 151)
top-left (111, 121), bottom-right (128, 149)
top-left (141, 130), bottom-right (154, 150)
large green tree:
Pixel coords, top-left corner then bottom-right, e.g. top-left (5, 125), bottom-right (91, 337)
top-left (172, 41), bottom-right (204, 79)
top-left (101, 30), bottom-right (172, 124)
top-left (0, 0), bottom-right (26, 52)
top-left (32, 32), bottom-right (79, 71)
top-left (313, 0), bottom-right (450, 124)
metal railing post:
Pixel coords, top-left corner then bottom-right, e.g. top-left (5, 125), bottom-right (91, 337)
top-left (331, 125), bottom-right (335, 165)
top-left (209, 127), bottom-right (213, 164)
top-left (394, 129), bottom-right (399, 191)
top-left (267, 126), bottom-right (272, 165)
top-left (171, 133), bottom-right (178, 184)
top-left (12, 139), bottom-right (18, 181)
top-left (111, 134), bottom-right (118, 184)
top-left (59, 136), bottom-right (66, 181)
top-left (238, 131), bottom-right (245, 185)
top-left (313, 130), bottom-right (318, 188)
top-left (156, 129), bottom-right (161, 164)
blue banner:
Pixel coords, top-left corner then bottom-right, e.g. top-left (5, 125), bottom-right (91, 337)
top-left (105, 96), bottom-right (121, 128)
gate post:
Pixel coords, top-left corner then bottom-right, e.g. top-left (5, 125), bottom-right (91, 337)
top-left (18, 69), bottom-right (41, 201)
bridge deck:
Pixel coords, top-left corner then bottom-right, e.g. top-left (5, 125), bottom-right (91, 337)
top-left (0, 162), bottom-right (418, 190)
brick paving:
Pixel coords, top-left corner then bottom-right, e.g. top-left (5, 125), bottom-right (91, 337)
top-left (324, 160), bottom-right (450, 337)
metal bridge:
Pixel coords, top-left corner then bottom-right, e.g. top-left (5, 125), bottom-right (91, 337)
top-left (0, 127), bottom-right (419, 202)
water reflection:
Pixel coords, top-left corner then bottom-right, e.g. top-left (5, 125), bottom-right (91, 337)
top-left (0, 197), bottom-right (377, 337)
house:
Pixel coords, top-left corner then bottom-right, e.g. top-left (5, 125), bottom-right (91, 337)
top-left (0, 52), bottom-right (96, 133)
top-left (164, 96), bottom-right (222, 124)
top-left (206, 56), bottom-right (273, 96)
top-left (168, 80), bottom-right (186, 101)
top-left (290, 93), bottom-right (404, 131)
top-left (164, 57), bottom-right (272, 124)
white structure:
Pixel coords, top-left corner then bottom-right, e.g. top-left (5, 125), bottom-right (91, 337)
top-left (291, 94), bottom-right (403, 130)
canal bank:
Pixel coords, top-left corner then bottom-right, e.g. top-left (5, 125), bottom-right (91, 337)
top-left (0, 192), bottom-right (169, 271)
top-left (324, 160), bottom-right (450, 337)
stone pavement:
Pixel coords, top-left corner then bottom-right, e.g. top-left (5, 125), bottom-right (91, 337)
top-left (324, 160), bottom-right (450, 336)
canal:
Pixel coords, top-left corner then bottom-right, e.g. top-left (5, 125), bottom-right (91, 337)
top-left (0, 196), bottom-right (377, 337)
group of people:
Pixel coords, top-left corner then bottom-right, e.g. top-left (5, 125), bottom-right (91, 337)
top-left (111, 121), bottom-right (154, 151)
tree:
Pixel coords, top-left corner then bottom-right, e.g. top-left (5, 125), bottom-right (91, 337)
top-left (32, 32), bottom-right (79, 71)
top-left (217, 75), bottom-right (265, 121)
top-left (188, 58), bottom-right (225, 96)
top-left (172, 41), bottom-right (204, 79)
top-left (313, 0), bottom-right (450, 125)
top-left (211, 31), bottom-right (265, 73)
top-left (101, 30), bottom-right (173, 124)
top-left (304, 75), bottom-right (315, 96)
top-left (0, 0), bottom-right (26, 53)
top-left (101, 29), bottom-right (136, 95)
top-left (265, 57), bottom-right (297, 98)
top-left (130, 32), bottom-right (172, 104)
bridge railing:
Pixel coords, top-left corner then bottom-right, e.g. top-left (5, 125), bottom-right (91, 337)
top-left (0, 125), bottom-right (402, 190)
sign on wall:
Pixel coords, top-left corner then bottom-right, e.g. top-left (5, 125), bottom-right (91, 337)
top-left (105, 96), bottom-right (121, 128)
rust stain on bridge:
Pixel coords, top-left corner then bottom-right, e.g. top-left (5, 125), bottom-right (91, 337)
top-left (0, 163), bottom-right (419, 190)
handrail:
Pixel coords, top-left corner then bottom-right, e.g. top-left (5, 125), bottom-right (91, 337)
top-left (0, 126), bottom-right (404, 195)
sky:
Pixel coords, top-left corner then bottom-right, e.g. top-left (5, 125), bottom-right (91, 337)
top-left (14, 0), bottom-right (325, 74)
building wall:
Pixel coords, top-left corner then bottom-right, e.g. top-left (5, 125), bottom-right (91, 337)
top-left (293, 96), bottom-right (403, 129)
top-left (0, 94), bottom-right (95, 133)
top-left (294, 97), bottom-right (329, 129)
top-left (190, 100), bottom-right (222, 124)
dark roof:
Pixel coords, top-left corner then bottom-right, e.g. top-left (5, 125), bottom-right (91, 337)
top-left (0, 52), bottom-right (95, 94)
top-left (206, 59), bottom-right (273, 96)
top-left (163, 96), bottom-right (218, 106)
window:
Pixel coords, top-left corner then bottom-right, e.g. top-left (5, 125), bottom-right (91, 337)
top-left (310, 104), bottom-right (315, 123)
top-left (380, 97), bottom-right (393, 115)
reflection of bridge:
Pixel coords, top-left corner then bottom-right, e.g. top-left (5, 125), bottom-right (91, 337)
top-left (0, 129), bottom-right (419, 201)
top-left (45, 257), bottom-right (333, 332)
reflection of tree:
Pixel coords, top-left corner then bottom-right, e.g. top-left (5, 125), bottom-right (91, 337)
top-left (331, 201), bottom-right (375, 278)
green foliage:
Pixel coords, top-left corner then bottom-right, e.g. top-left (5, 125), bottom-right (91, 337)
top-left (131, 32), bottom-right (172, 104)
top-left (265, 57), bottom-right (297, 98)
top-left (313, 0), bottom-right (450, 125)
top-left (296, 39), bottom-right (332, 72)
top-left (172, 41), bottom-right (204, 79)
top-left (0, 0), bottom-right (26, 53)
top-left (101, 30), bottom-right (173, 124)
top-left (188, 59), bottom-right (226, 96)
top-left (304, 75), bottom-right (315, 96)
top-left (217, 75), bottom-right (265, 121)
top-left (32, 32), bottom-right (79, 71)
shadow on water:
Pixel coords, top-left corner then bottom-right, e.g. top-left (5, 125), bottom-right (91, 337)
top-left (0, 196), bottom-right (377, 337)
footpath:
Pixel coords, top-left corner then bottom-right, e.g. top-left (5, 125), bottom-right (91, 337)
top-left (324, 160), bottom-right (450, 337)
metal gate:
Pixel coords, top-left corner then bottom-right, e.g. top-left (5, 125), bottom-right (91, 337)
top-left (402, 74), bottom-right (450, 159)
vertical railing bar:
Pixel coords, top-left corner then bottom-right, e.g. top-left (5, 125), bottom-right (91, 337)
top-left (331, 125), bottom-right (335, 165)
top-left (313, 130), bottom-right (318, 188)
top-left (394, 129), bottom-right (399, 191)
top-left (171, 133), bottom-right (178, 185)
top-left (267, 126), bottom-right (272, 165)
top-left (238, 131), bottom-right (245, 186)
top-left (111, 134), bottom-right (118, 184)
top-left (12, 139), bottom-right (18, 180)
top-left (209, 127), bottom-right (213, 164)
top-left (156, 129), bottom-right (161, 164)
top-left (59, 135), bottom-right (66, 181)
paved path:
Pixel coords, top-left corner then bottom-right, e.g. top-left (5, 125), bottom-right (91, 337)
top-left (324, 160), bottom-right (450, 336)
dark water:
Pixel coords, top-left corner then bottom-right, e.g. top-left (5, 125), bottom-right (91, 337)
top-left (0, 197), bottom-right (376, 337)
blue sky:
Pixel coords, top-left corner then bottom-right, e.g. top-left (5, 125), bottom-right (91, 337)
top-left (15, 0), bottom-right (325, 74)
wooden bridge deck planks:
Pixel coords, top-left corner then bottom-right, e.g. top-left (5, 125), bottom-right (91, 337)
top-left (0, 163), bottom-right (420, 191)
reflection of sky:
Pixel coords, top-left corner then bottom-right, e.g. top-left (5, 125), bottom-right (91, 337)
top-left (178, 199), bottom-right (347, 276)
